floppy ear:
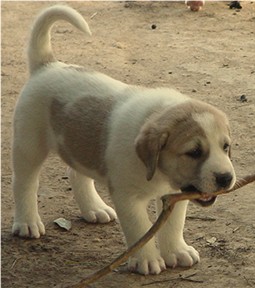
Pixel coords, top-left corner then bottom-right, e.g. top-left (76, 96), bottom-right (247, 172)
top-left (135, 128), bottom-right (168, 181)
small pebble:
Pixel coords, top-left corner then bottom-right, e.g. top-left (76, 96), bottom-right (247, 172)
top-left (112, 42), bottom-right (125, 49)
top-left (229, 1), bottom-right (242, 9)
top-left (239, 94), bottom-right (248, 102)
top-left (151, 24), bottom-right (157, 30)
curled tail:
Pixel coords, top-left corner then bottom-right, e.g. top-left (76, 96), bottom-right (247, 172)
top-left (28, 5), bottom-right (91, 74)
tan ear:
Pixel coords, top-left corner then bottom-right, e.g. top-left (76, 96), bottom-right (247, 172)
top-left (135, 128), bottom-right (168, 181)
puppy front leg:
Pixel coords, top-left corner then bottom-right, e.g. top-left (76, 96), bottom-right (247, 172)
top-left (156, 199), bottom-right (200, 268)
top-left (112, 193), bottom-right (166, 275)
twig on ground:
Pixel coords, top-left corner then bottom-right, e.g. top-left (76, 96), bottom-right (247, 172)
top-left (141, 278), bottom-right (176, 286)
top-left (181, 277), bottom-right (204, 283)
top-left (68, 174), bottom-right (255, 288)
top-left (10, 257), bottom-right (21, 269)
top-left (142, 272), bottom-right (201, 286)
top-left (90, 12), bottom-right (97, 19)
top-left (186, 215), bottom-right (216, 221)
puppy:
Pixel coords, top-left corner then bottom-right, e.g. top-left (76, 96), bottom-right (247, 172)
top-left (12, 5), bottom-right (236, 275)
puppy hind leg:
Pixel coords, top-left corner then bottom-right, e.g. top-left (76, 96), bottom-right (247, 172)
top-left (12, 142), bottom-right (48, 239)
top-left (68, 169), bottom-right (117, 223)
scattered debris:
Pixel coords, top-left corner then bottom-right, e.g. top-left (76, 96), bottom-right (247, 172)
top-left (204, 80), bottom-right (211, 86)
top-left (232, 226), bottom-right (240, 233)
top-left (206, 236), bottom-right (217, 244)
top-left (238, 94), bottom-right (248, 103)
top-left (10, 257), bottom-right (21, 269)
top-left (90, 12), bottom-right (98, 19)
top-left (187, 215), bottom-right (216, 221)
top-left (92, 238), bottom-right (101, 243)
top-left (228, 1), bottom-right (242, 9)
top-left (195, 233), bottom-right (205, 240)
top-left (112, 42), bottom-right (125, 49)
top-left (56, 29), bottom-right (72, 34)
top-left (54, 217), bottom-right (72, 231)
top-left (142, 272), bottom-right (204, 286)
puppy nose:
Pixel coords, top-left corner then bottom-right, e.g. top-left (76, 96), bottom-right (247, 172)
top-left (215, 172), bottom-right (233, 189)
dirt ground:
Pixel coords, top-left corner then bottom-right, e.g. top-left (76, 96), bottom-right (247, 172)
top-left (1, 1), bottom-right (255, 288)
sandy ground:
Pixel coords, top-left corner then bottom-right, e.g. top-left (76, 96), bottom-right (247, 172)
top-left (1, 1), bottom-right (255, 288)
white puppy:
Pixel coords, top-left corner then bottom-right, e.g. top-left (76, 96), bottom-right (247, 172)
top-left (12, 5), bottom-right (236, 275)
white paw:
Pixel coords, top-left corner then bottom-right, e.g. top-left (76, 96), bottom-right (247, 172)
top-left (128, 252), bottom-right (166, 275)
top-left (12, 217), bottom-right (45, 239)
top-left (82, 205), bottom-right (117, 223)
top-left (162, 243), bottom-right (200, 268)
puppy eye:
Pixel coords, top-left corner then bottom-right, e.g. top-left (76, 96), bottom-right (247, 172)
top-left (223, 143), bottom-right (230, 153)
top-left (186, 147), bottom-right (202, 159)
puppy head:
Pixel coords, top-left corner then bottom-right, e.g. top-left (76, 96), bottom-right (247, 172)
top-left (135, 100), bottom-right (236, 206)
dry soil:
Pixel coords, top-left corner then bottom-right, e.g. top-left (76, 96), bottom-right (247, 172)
top-left (1, 1), bottom-right (255, 288)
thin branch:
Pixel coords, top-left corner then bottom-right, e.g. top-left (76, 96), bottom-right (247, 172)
top-left (186, 216), bottom-right (216, 221)
top-left (142, 272), bottom-right (201, 286)
top-left (68, 174), bottom-right (255, 288)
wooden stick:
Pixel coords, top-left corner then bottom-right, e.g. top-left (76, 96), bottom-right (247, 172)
top-left (68, 174), bottom-right (255, 288)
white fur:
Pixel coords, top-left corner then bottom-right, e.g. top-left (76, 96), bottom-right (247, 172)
top-left (12, 5), bottom-right (235, 275)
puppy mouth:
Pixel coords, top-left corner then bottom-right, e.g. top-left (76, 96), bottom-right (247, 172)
top-left (181, 185), bottom-right (217, 207)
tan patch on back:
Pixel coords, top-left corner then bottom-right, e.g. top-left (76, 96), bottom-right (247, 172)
top-left (50, 96), bottom-right (115, 175)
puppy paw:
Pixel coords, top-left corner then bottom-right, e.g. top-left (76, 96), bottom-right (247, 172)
top-left (12, 218), bottom-right (45, 239)
top-left (128, 253), bottom-right (166, 275)
top-left (162, 243), bottom-right (200, 268)
top-left (82, 205), bottom-right (117, 223)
